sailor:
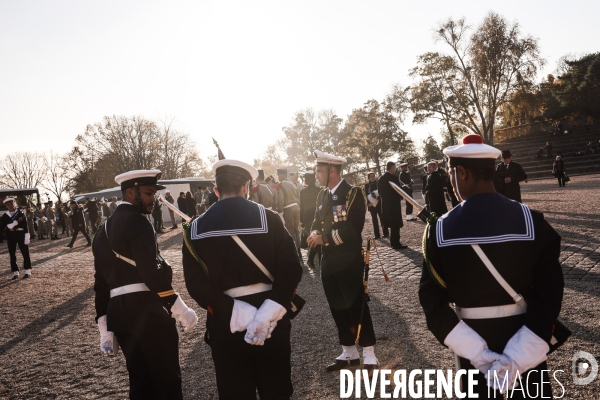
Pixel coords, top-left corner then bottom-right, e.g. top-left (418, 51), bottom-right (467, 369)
top-left (299, 170), bottom-right (321, 269)
top-left (307, 151), bottom-right (379, 373)
top-left (44, 200), bottom-right (58, 240)
top-left (1, 197), bottom-right (32, 280)
top-left (182, 159), bottom-right (302, 400)
top-left (398, 161), bottom-right (415, 221)
top-left (419, 134), bottom-right (565, 397)
top-left (251, 169), bottom-right (275, 209)
top-left (92, 170), bottom-right (198, 399)
top-left (276, 168), bottom-right (303, 263)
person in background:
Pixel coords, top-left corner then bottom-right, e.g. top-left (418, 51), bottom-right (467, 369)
top-left (300, 170), bottom-right (321, 269)
top-left (63, 202), bottom-right (73, 237)
top-left (1, 197), bottom-right (32, 280)
top-left (194, 186), bottom-right (204, 216)
top-left (184, 191), bottom-right (196, 218)
top-left (152, 196), bottom-right (164, 233)
top-left (378, 161), bottom-right (407, 249)
top-left (45, 200), bottom-right (58, 240)
top-left (109, 196), bottom-right (118, 215)
top-left (552, 156), bottom-right (567, 187)
top-left (364, 172), bottom-right (388, 239)
top-left (177, 192), bottom-right (186, 215)
top-left (494, 150), bottom-right (527, 203)
top-left (425, 161), bottom-right (448, 217)
top-left (398, 162), bottom-right (415, 221)
top-left (421, 165), bottom-right (429, 202)
top-left (544, 142), bottom-right (553, 157)
top-left (207, 187), bottom-right (218, 206)
top-left (277, 168), bottom-right (302, 264)
top-left (65, 201), bottom-right (91, 248)
top-left (56, 201), bottom-right (66, 235)
top-left (26, 206), bottom-right (36, 239)
top-left (88, 197), bottom-right (100, 234)
top-left (164, 190), bottom-right (178, 229)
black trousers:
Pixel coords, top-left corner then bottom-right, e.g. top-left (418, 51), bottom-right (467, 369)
top-left (321, 251), bottom-right (375, 347)
top-left (206, 314), bottom-right (293, 400)
top-left (459, 358), bottom-right (551, 399)
top-left (7, 232), bottom-right (31, 272)
top-left (115, 322), bottom-right (182, 400)
top-left (557, 173), bottom-right (566, 187)
top-left (67, 227), bottom-right (91, 246)
top-left (368, 205), bottom-right (388, 238)
top-left (401, 187), bottom-right (414, 215)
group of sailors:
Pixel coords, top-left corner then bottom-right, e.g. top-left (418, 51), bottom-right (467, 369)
top-left (87, 134), bottom-right (565, 400)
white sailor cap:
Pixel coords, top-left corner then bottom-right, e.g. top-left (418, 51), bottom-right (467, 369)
top-left (165, 189), bottom-right (171, 194)
top-left (3, 197), bottom-right (15, 204)
top-left (398, 161), bottom-right (409, 167)
top-left (115, 170), bottom-right (166, 190)
top-left (212, 159), bottom-right (258, 181)
top-left (443, 134), bottom-right (501, 169)
top-left (314, 150), bottom-right (346, 165)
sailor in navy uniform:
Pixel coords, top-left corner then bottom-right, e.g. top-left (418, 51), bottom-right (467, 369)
top-left (1, 197), bottom-right (32, 280)
top-left (93, 169), bottom-right (198, 399)
top-left (419, 134), bottom-right (564, 397)
top-left (307, 150), bottom-right (378, 373)
top-left (182, 159), bottom-right (303, 400)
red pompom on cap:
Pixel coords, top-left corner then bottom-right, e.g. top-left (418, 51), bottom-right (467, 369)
top-left (462, 134), bottom-right (484, 145)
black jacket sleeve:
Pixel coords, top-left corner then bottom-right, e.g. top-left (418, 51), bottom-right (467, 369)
top-left (511, 163), bottom-right (528, 183)
top-left (419, 225), bottom-right (460, 345)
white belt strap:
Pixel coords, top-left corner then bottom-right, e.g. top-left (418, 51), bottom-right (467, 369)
top-left (224, 282), bottom-right (273, 298)
top-left (283, 202), bottom-right (298, 209)
top-left (456, 303), bottom-right (527, 320)
top-left (231, 235), bottom-right (274, 282)
top-left (471, 244), bottom-right (524, 305)
top-left (110, 283), bottom-right (150, 298)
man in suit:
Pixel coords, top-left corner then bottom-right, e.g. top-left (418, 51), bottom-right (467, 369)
top-left (65, 201), bottom-right (91, 248)
top-left (378, 161), bottom-right (407, 249)
top-left (495, 150), bottom-right (527, 203)
top-left (425, 161), bottom-right (448, 217)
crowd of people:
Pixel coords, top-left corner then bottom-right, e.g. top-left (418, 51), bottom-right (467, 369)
top-left (1, 136), bottom-right (571, 399)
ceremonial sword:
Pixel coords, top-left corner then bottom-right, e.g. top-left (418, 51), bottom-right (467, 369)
top-left (158, 195), bottom-right (192, 223)
top-left (388, 181), bottom-right (431, 222)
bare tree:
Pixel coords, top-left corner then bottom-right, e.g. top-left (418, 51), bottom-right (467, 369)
top-left (42, 151), bottom-right (71, 201)
top-left (0, 152), bottom-right (47, 189)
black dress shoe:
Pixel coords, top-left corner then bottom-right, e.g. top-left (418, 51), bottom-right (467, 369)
top-left (12, 275), bottom-right (19, 280)
top-left (22, 274), bottom-right (31, 279)
top-left (326, 359), bottom-right (360, 372)
top-left (65, 244), bottom-right (73, 248)
top-left (392, 244), bottom-right (408, 249)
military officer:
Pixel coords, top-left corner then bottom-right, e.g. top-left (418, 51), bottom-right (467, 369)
top-left (398, 161), bottom-right (415, 221)
top-left (251, 169), bottom-right (275, 209)
top-left (44, 200), bottom-right (58, 240)
top-left (425, 160), bottom-right (448, 217)
top-left (300, 170), bottom-right (321, 269)
top-left (92, 170), bottom-right (198, 399)
top-left (307, 150), bottom-right (378, 373)
top-left (419, 134), bottom-right (564, 397)
top-left (182, 159), bottom-right (302, 399)
top-left (1, 197), bottom-right (32, 280)
top-left (276, 168), bottom-right (302, 263)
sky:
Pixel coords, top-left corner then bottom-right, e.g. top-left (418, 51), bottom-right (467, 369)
top-left (1, 0), bottom-right (599, 163)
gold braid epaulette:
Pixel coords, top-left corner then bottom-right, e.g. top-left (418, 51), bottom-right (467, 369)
top-left (421, 213), bottom-right (447, 289)
top-left (346, 186), bottom-right (367, 215)
top-left (182, 221), bottom-right (209, 277)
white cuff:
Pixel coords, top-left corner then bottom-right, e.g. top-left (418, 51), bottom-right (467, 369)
top-left (503, 325), bottom-right (549, 372)
top-left (98, 315), bottom-right (108, 335)
top-left (444, 321), bottom-right (487, 360)
top-left (230, 300), bottom-right (258, 333)
top-left (255, 299), bottom-right (287, 324)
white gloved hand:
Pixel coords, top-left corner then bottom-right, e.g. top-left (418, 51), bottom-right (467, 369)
top-left (171, 296), bottom-right (198, 333)
top-left (230, 299), bottom-right (257, 333)
top-left (244, 299), bottom-right (287, 346)
top-left (24, 233), bottom-right (31, 245)
top-left (7, 221), bottom-right (18, 230)
top-left (444, 321), bottom-right (509, 375)
top-left (98, 315), bottom-right (116, 355)
top-left (487, 325), bottom-right (549, 393)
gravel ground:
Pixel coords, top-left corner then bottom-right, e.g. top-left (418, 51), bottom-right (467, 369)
top-left (1, 175), bottom-right (599, 399)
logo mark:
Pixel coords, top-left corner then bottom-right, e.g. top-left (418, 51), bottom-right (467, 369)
top-left (572, 351), bottom-right (598, 385)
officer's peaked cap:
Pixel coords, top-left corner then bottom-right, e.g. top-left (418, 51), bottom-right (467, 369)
top-left (115, 170), bottom-right (166, 190)
top-left (314, 150), bottom-right (346, 165)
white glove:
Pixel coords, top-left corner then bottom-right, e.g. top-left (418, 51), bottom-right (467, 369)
top-left (487, 325), bottom-right (549, 393)
top-left (24, 233), bottom-right (30, 245)
top-left (97, 315), bottom-right (118, 355)
top-left (230, 299), bottom-right (257, 333)
top-left (171, 296), bottom-right (198, 333)
top-left (7, 221), bottom-right (18, 230)
top-left (244, 299), bottom-right (287, 346)
top-left (444, 321), bottom-right (509, 375)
